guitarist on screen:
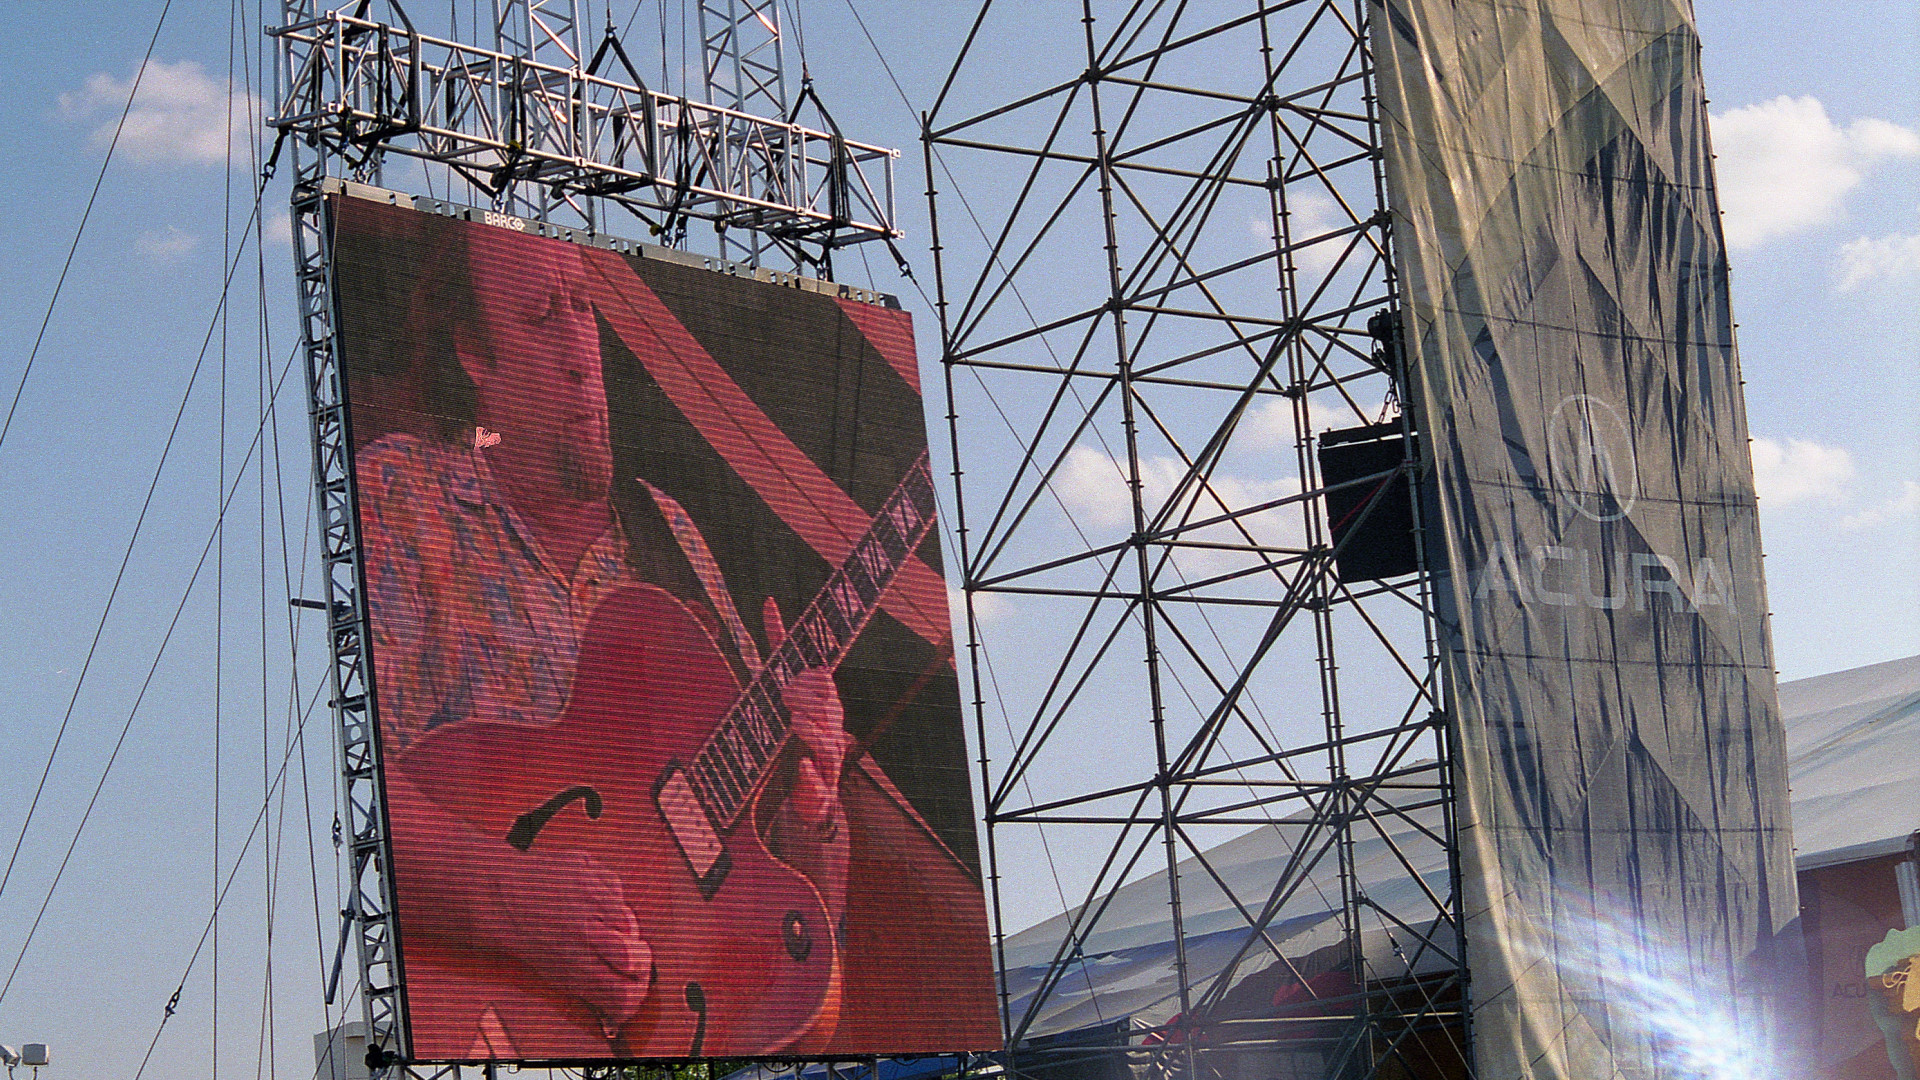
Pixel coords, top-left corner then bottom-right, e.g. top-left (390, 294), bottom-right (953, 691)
top-left (354, 224), bottom-right (857, 1055)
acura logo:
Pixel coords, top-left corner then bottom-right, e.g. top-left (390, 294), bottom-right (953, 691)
top-left (1547, 395), bottom-right (1638, 522)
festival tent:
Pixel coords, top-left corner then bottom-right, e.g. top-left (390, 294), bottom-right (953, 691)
top-left (1783, 653), bottom-right (1920, 877)
top-left (997, 804), bottom-right (1454, 1042)
top-left (1782, 654), bottom-right (1920, 1079)
top-left (990, 654), bottom-right (1920, 1079)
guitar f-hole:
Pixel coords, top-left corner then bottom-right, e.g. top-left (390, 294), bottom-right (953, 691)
top-left (505, 785), bottom-right (604, 851)
top-left (684, 982), bottom-right (708, 1056)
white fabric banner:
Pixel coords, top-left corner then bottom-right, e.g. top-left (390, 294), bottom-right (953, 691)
top-left (1370, 2), bottom-right (1801, 1076)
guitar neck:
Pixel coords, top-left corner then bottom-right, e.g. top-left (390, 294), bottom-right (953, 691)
top-left (679, 454), bottom-right (938, 830)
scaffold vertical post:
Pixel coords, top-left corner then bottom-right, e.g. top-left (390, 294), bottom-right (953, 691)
top-left (698, 0), bottom-right (790, 267)
top-left (280, 0), bottom-right (444, 1074)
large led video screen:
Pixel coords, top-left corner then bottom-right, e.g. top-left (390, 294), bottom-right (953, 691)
top-left (327, 193), bottom-right (1001, 1062)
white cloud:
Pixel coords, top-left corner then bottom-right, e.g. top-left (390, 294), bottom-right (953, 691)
top-left (261, 210), bottom-right (294, 248)
top-left (947, 581), bottom-right (1009, 626)
top-left (1750, 437), bottom-right (1854, 506)
top-left (1752, 438), bottom-right (1917, 532)
top-left (1286, 192), bottom-right (1351, 277)
top-left (1056, 444), bottom-right (1304, 575)
top-left (134, 226), bottom-right (198, 262)
top-left (1836, 228), bottom-right (1920, 290)
top-left (1243, 394), bottom-right (1380, 448)
top-left (59, 59), bottom-right (261, 166)
top-left (1710, 96), bottom-right (1920, 251)
top-left (1057, 444), bottom-right (1141, 530)
top-left (1841, 481), bottom-right (1920, 531)
top-left (1247, 191), bottom-right (1365, 278)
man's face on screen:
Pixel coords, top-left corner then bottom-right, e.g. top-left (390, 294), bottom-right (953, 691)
top-left (460, 229), bottom-right (613, 503)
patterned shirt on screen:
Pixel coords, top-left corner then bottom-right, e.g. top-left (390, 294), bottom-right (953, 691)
top-left (356, 433), bottom-right (646, 752)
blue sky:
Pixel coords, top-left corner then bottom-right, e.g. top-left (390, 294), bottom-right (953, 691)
top-left (0, 2), bottom-right (1914, 1078)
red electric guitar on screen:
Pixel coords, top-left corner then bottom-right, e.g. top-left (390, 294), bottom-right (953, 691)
top-left (385, 453), bottom-right (940, 1061)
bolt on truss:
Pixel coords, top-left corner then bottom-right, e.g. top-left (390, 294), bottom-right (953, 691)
top-left (927, 2), bottom-right (1466, 1077)
top-left (268, 0), bottom-right (899, 270)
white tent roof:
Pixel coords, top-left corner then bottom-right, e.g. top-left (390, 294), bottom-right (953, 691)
top-left (1782, 653), bottom-right (1920, 869)
top-left (996, 654), bottom-right (1920, 1037)
top-left (998, 794), bottom-right (1452, 1037)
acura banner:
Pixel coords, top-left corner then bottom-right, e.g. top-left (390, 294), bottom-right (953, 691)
top-left (1371, 2), bottom-right (1800, 1075)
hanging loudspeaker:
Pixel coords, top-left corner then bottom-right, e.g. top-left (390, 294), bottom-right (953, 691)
top-left (1317, 422), bottom-right (1421, 583)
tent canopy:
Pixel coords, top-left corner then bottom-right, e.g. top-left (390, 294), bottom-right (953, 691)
top-left (1000, 797), bottom-right (1452, 1039)
top-left (1782, 653), bottom-right (1920, 869)
top-left (993, 654), bottom-right (1919, 1040)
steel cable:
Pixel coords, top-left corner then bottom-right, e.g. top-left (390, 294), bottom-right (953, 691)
top-left (0, 0), bottom-right (180, 453)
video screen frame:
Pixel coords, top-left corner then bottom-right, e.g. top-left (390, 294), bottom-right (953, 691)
top-left (326, 192), bottom-right (1001, 1064)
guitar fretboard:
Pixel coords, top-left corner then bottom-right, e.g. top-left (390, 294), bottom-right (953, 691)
top-left (679, 454), bottom-right (937, 830)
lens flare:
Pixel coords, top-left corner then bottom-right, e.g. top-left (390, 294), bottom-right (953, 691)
top-left (1519, 899), bottom-right (1779, 1080)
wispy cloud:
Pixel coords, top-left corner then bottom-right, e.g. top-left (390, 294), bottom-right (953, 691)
top-left (1243, 394), bottom-right (1378, 449)
top-left (1059, 445), bottom-right (1297, 531)
top-left (1752, 437), bottom-right (1917, 535)
top-left (260, 210), bottom-right (294, 248)
top-left (1710, 96), bottom-right (1920, 251)
top-left (1055, 444), bottom-right (1304, 575)
top-left (1248, 191), bottom-right (1366, 279)
top-left (1836, 228), bottom-right (1920, 290)
top-left (1056, 444), bottom-right (1147, 531)
top-left (135, 226), bottom-right (198, 262)
top-left (59, 59), bottom-right (261, 167)
top-left (948, 582), bottom-right (1010, 626)
top-left (1750, 437), bottom-right (1854, 506)
top-left (1841, 481), bottom-right (1920, 531)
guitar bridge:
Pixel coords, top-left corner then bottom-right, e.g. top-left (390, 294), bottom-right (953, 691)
top-left (654, 765), bottom-right (731, 898)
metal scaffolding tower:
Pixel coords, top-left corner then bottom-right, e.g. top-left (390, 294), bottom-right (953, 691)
top-left (926, 2), bottom-right (1467, 1077)
top-left (488, 0), bottom-right (583, 222)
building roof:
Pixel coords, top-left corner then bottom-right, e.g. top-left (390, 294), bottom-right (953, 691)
top-left (1783, 653), bottom-right (1920, 870)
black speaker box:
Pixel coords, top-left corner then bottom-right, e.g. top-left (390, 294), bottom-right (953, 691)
top-left (1317, 422), bottom-right (1420, 583)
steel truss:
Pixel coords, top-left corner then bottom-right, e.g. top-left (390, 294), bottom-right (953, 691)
top-left (698, 0), bottom-right (791, 266)
top-left (289, 164), bottom-right (431, 1075)
top-left (269, 0), bottom-right (898, 271)
top-left (927, 2), bottom-right (1466, 1078)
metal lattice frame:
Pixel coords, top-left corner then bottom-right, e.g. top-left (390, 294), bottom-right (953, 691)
top-left (289, 165), bottom-right (442, 1075)
top-left (494, 0), bottom-right (581, 65)
top-left (490, 0), bottom-right (583, 222)
top-left (700, 0), bottom-right (787, 117)
top-left (269, 1), bottom-right (898, 270)
top-left (927, 2), bottom-right (1466, 1077)
top-left (698, 0), bottom-right (790, 265)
